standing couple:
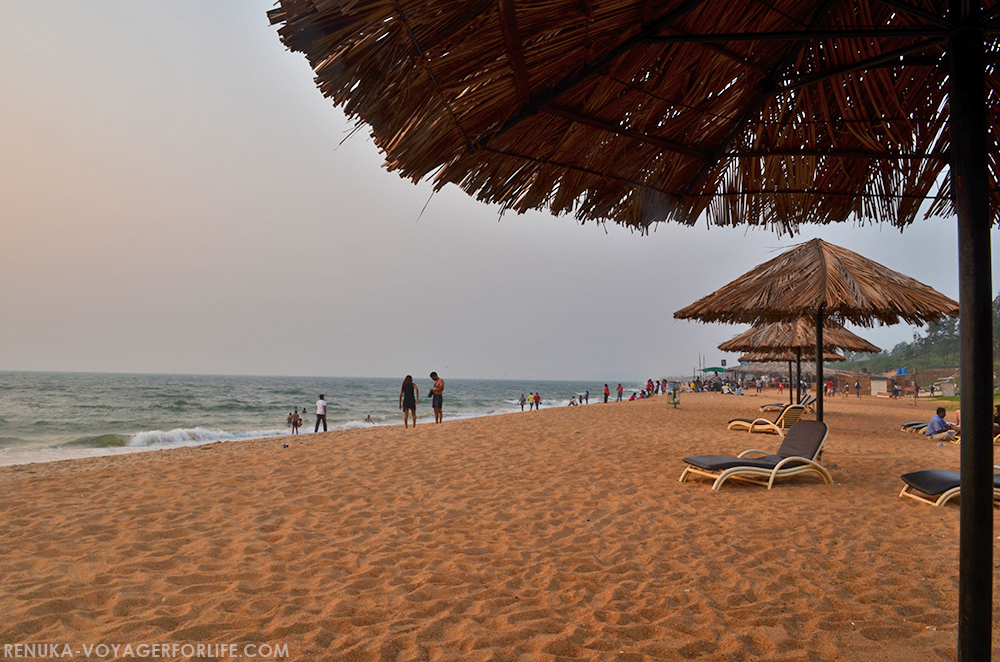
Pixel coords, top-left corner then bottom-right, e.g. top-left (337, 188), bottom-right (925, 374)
top-left (399, 371), bottom-right (445, 427)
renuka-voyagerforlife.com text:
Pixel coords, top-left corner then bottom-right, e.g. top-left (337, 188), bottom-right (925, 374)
top-left (2, 643), bottom-right (289, 659)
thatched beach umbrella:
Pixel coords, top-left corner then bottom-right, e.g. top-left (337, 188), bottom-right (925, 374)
top-left (677, 238), bottom-right (956, 418)
top-left (719, 320), bottom-right (882, 355)
top-left (720, 319), bottom-right (879, 404)
top-left (269, 1), bottom-right (996, 655)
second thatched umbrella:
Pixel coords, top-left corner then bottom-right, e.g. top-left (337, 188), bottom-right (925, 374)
top-left (719, 319), bottom-right (881, 405)
top-left (676, 238), bottom-right (957, 421)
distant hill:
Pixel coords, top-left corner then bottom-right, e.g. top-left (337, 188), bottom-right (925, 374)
top-left (836, 290), bottom-right (1000, 375)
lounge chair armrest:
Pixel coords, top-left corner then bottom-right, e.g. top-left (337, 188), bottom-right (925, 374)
top-left (737, 449), bottom-right (771, 458)
top-left (773, 456), bottom-right (817, 470)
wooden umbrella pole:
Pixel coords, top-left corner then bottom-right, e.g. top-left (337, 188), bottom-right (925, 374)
top-left (795, 348), bottom-right (802, 404)
top-left (815, 307), bottom-right (824, 422)
top-left (787, 361), bottom-right (793, 405)
top-left (949, 5), bottom-right (993, 660)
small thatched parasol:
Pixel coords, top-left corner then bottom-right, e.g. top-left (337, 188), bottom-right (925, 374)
top-left (718, 319), bottom-right (882, 355)
top-left (732, 345), bottom-right (846, 405)
top-left (718, 318), bottom-right (881, 405)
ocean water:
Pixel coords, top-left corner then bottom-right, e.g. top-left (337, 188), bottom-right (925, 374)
top-left (0, 372), bottom-right (647, 466)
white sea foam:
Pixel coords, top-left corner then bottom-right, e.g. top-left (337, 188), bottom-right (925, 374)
top-left (128, 428), bottom-right (285, 447)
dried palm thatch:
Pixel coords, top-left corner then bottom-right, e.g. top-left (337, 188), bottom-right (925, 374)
top-left (719, 319), bottom-right (881, 354)
top-left (674, 238), bottom-right (958, 327)
top-left (738, 350), bottom-right (844, 363)
top-left (268, 0), bottom-right (999, 235)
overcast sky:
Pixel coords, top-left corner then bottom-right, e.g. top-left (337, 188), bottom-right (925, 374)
top-left (1, 1), bottom-right (995, 382)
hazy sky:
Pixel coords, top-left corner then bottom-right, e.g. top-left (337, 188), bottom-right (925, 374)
top-left (1, 2), bottom-right (996, 382)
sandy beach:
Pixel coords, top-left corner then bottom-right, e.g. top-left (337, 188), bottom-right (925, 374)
top-left (0, 392), bottom-right (994, 661)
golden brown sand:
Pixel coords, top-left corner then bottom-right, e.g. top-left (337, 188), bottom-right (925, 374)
top-left (0, 393), bottom-right (995, 661)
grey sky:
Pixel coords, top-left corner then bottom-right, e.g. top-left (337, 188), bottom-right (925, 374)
top-left (1, 2), bottom-right (994, 381)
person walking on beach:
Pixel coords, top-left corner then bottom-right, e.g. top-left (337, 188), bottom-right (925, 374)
top-left (533, 392), bottom-right (541, 409)
top-left (429, 372), bottom-right (445, 423)
top-left (399, 375), bottom-right (419, 428)
top-left (519, 393), bottom-right (527, 411)
top-left (603, 384), bottom-right (610, 403)
top-left (855, 380), bottom-right (862, 398)
top-left (616, 383), bottom-right (623, 401)
top-left (315, 394), bottom-right (327, 432)
top-left (584, 390), bottom-right (589, 404)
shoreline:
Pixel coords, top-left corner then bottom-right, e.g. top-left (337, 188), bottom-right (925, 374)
top-left (0, 393), bottom-right (989, 660)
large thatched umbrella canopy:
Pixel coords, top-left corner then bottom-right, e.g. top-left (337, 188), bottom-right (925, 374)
top-left (267, 0), bottom-right (998, 234)
top-left (676, 239), bottom-right (958, 327)
top-left (269, 0), bottom-right (996, 656)
top-left (718, 319), bottom-right (882, 354)
top-left (677, 239), bottom-right (955, 416)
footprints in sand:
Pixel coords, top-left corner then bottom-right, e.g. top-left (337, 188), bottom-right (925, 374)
top-left (0, 397), bottom-right (969, 660)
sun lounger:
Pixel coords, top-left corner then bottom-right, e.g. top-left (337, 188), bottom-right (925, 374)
top-left (728, 403), bottom-right (805, 435)
top-left (900, 421), bottom-right (927, 433)
top-left (898, 468), bottom-right (1000, 507)
top-left (679, 420), bottom-right (832, 491)
top-left (759, 394), bottom-right (814, 412)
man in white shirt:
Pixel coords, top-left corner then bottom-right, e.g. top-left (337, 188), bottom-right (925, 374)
top-left (315, 394), bottom-right (327, 432)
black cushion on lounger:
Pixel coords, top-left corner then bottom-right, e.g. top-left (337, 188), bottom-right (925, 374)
top-left (901, 469), bottom-right (1000, 495)
top-left (900, 470), bottom-right (960, 496)
top-left (901, 421), bottom-right (925, 428)
top-left (728, 417), bottom-right (755, 424)
top-left (682, 454), bottom-right (806, 471)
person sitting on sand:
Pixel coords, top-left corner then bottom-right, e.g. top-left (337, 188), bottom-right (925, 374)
top-left (568, 397), bottom-right (578, 406)
top-left (926, 407), bottom-right (958, 441)
top-left (629, 392), bottom-right (637, 401)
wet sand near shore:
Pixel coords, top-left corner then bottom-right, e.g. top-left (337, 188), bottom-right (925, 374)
top-left (0, 392), bottom-right (994, 661)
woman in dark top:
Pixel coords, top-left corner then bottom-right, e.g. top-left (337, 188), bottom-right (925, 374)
top-left (399, 375), bottom-right (419, 428)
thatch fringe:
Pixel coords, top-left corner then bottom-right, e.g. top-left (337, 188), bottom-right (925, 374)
top-left (718, 319), bottom-right (881, 354)
top-left (269, 0), bottom-right (998, 234)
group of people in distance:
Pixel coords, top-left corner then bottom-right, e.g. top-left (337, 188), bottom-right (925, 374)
top-left (287, 376), bottom-right (445, 436)
top-left (286, 394), bottom-right (330, 434)
top-left (519, 392), bottom-right (543, 410)
top-left (398, 372), bottom-right (445, 428)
